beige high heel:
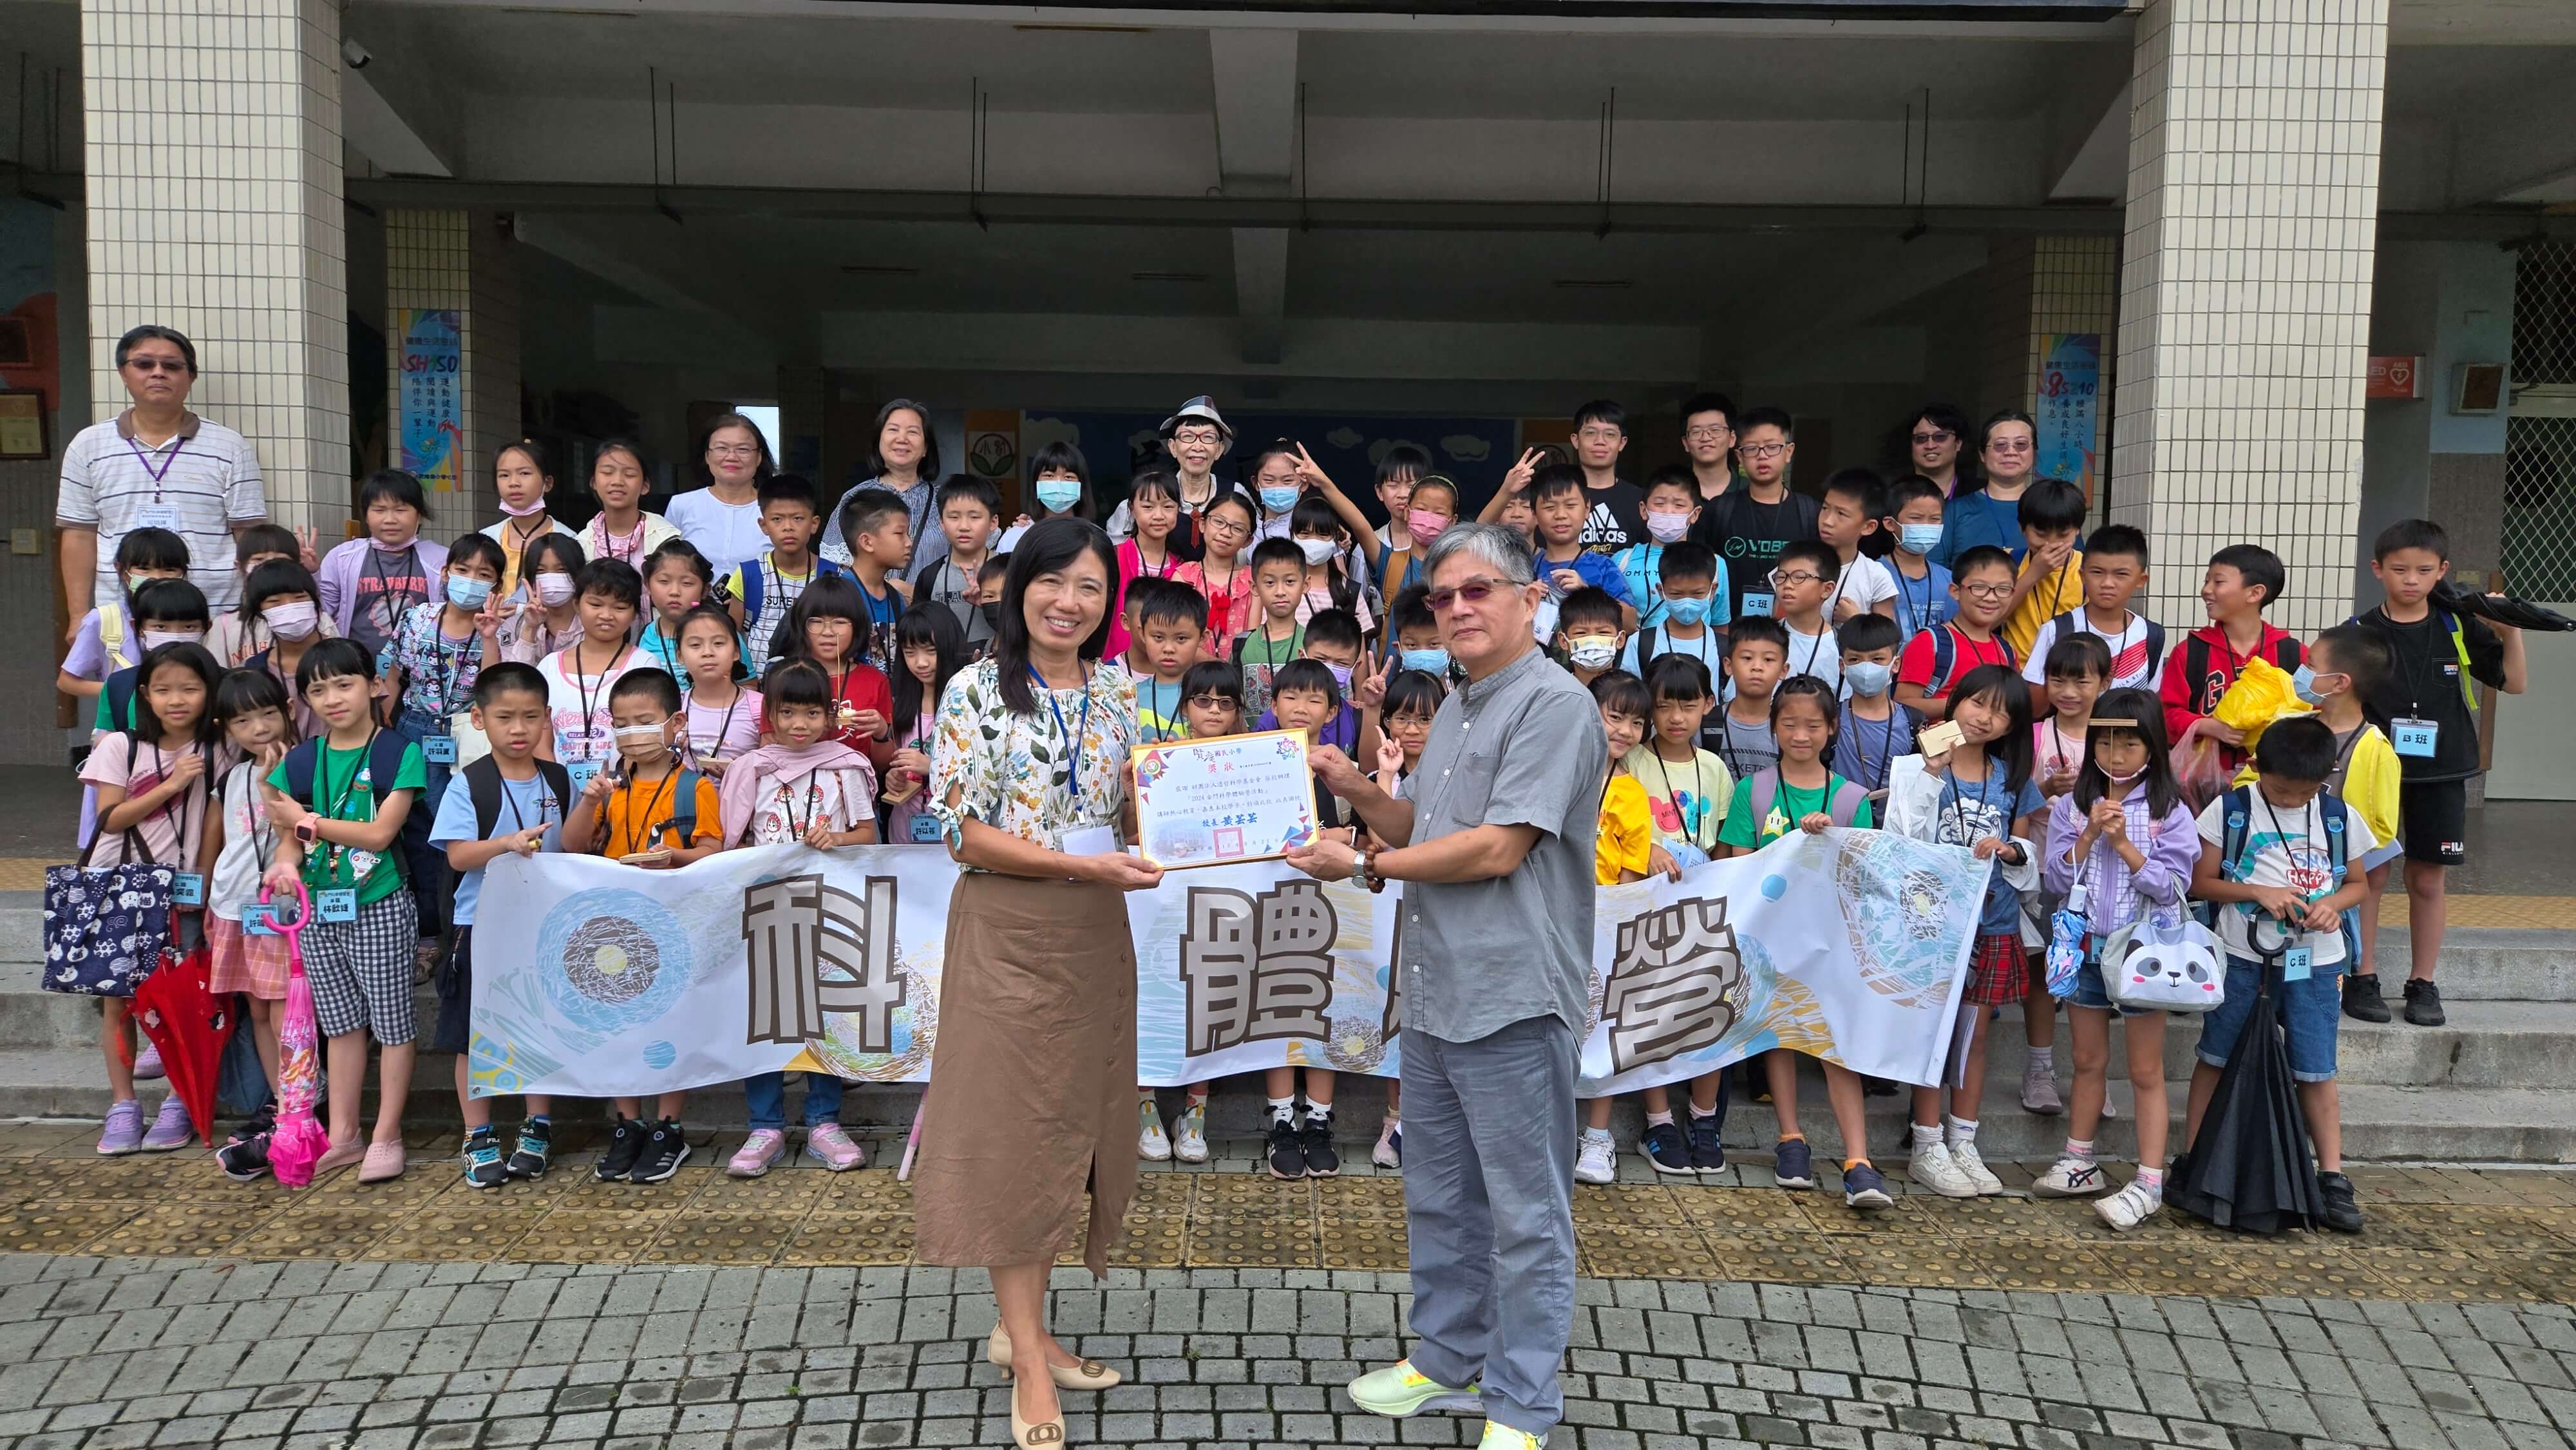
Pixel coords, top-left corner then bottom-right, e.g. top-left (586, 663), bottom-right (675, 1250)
top-left (1009, 1391), bottom-right (1066, 1449)
top-left (987, 1326), bottom-right (1124, 1390)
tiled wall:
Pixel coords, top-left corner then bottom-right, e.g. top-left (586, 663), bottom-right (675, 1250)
top-left (384, 208), bottom-right (516, 528)
top-left (79, 0), bottom-right (349, 532)
top-left (2110, 0), bottom-right (2387, 637)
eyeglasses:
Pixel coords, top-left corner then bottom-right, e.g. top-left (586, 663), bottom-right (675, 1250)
top-left (708, 444), bottom-right (762, 459)
top-left (1739, 442), bottom-right (1788, 460)
top-left (124, 358), bottom-right (189, 374)
top-left (1909, 430), bottom-right (1955, 446)
top-left (1685, 425), bottom-right (1732, 442)
top-left (1186, 693), bottom-right (1238, 710)
top-left (1770, 570), bottom-right (1826, 587)
top-left (1957, 581), bottom-right (2014, 599)
top-left (1987, 437), bottom-right (2034, 455)
top-left (1171, 429), bottom-right (1223, 446)
top-left (1576, 427), bottom-right (1624, 442)
top-left (1425, 578), bottom-right (1513, 612)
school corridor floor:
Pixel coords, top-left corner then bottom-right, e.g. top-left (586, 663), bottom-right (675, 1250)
top-left (0, 1118), bottom-right (2573, 1450)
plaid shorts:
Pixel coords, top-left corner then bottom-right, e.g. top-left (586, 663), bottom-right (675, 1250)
top-left (1962, 931), bottom-right (2027, 1008)
top-left (302, 891), bottom-right (419, 1044)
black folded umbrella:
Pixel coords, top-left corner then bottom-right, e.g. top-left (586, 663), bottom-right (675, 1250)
top-left (2432, 581), bottom-right (2576, 633)
top-left (2167, 941), bottom-right (2325, 1234)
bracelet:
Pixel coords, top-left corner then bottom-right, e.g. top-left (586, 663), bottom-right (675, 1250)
top-left (1361, 843), bottom-right (1389, 894)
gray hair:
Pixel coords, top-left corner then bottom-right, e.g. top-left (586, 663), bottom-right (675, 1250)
top-left (1421, 522), bottom-right (1534, 587)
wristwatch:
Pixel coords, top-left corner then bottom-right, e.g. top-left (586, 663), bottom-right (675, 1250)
top-left (294, 814), bottom-right (321, 847)
top-left (1347, 854), bottom-right (1373, 893)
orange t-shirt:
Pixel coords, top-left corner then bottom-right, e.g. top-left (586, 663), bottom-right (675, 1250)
top-left (594, 768), bottom-right (723, 858)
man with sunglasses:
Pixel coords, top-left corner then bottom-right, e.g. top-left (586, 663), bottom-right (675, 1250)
top-left (1690, 404), bottom-right (1821, 626)
top-left (57, 324), bottom-right (270, 628)
top-left (1284, 522), bottom-right (1605, 1450)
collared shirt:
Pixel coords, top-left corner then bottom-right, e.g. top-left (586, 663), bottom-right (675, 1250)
top-left (57, 410), bottom-right (267, 610)
top-left (1396, 643), bottom-right (1606, 1044)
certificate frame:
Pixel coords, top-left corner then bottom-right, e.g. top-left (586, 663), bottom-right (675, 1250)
top-left (1130, 727), bottom-right (1321, 871)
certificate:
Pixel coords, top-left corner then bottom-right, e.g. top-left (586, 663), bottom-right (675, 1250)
top-left (1131, 728), bottom-right (1321, 870)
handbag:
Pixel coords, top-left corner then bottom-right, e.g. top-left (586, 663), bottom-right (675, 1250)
top-left (2101, 905), bottom-right (2227, 1013)
top-left (2044, 884), bottom-right (2090, 1000)
top-left (42, 829), bottom-right (175, 997)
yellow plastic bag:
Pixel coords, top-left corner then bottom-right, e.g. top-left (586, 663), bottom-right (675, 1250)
top-left (2210, 655), bottom-right (2313, 753)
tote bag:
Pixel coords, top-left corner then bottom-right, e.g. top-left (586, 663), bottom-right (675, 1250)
top-left (42, 829), bottom-right (175, 997)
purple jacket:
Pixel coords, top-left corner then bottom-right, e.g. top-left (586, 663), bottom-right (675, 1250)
top-left (316, 534), bottom-right (450, 656)
top-left (2043, 784), bottom-right (2199, 937)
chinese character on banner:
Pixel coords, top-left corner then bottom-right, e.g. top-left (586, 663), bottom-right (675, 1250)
top-left (740, 874), bottom-right (907, 1053)
top-left (2035, 333), bottom-right (2101, 496)
top-left (1177, 880), bottom-right (1338, 1055)
top-left (1600, 896), bottom-right (1746, 1074)
top-left (397, 308), bottom-right (464, 494)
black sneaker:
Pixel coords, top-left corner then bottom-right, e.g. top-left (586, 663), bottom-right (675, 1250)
top-left (1641, 1121), bottom-right (1693, 1175)
top-left (462, 1129), bottom-right (507, 1191)
top-left (225, 1102), bottom-right (277, 1149)
top-left (2342, 972), bottom-right (2392, 1024)
top-left (2402, 978), bottom-right (2446, 1027)
top-left (1862, 1075), bottom-right (1900, 1098)
top-left (1687, 1111), bottom-right (1726, 1174)
top-left (216, 1131), bottom-right (271, 1183)
top-left (596, 1115), bottom-right (647, 1182)
top-left (631, 1118), bottom-right (692, 1183)
top-left (1772, 1137), bottom-right (1817, 1190)
top-left (2318, 1171), bottom-right (2364, 1234)
top-left (1299, 1115), bottom-right (1340, 1178)
top-left (1266, 1115), bottom-right (1306, 1180)
top-left (507, 1119), bottom-right (553, 1180)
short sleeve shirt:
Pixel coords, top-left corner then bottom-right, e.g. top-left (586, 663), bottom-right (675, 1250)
top-left (1897, 625), bottom-right (2015, 701)
top-left (1929, 764), bottom-right (2047, 936)
top-left (2196, 794), bottom-right (2380, 965)
top-left (1396, 646), bottom-right (1607, 1043)
top-left (595, 771), bottom-right (724, 858)
top-left (1826, 553), bottom-right (1899, 617)
top-left (2002, 551), bottom-right (2087, 663)
top-left (1537, 549), bottom-right (1634, 607)
top-left (744, 765), bottom-right (880, 847)
top-left (79, 736), bottom-right (216, 868)
top-left (665, 489), bottom-right (768, 579)
top-left (1595, 773), bottom-right (1655, 884)
top-left (1575, 480), bottom-right (1648, 556)
top-left (428, 767), bottom-right (564, 925)
top-left (1717, 772), bottom-right (1874, 850)
top-left (1621, 744), bottom-right (1734, 854)
top-left (384, 603), bottom-right (486, 720)
top-left (2022, 607), bottom-right (2161, 691)
top-left (536, 646), bottom-right (665, 767)
top-left (267, 737), bottom-right (427, 905)
top-left (1887, 558), bottom-right (1956, 640)
top-left (57, 411), bottom-right (266, 611)
top-left (928, 658), bottom-right (1137, 856)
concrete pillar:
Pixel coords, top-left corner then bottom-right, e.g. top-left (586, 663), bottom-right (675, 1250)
top-left (384, 209), bottom-right (519, 522)
top-left (2109, 0), bottom-right (2388, 637)
top-left (80, 0), bottom-right (349, 531)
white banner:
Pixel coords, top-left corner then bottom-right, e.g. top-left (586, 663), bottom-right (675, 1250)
top-left (469, 830), bottom-right (1986, 1101)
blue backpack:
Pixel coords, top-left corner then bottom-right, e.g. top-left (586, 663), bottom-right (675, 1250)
top-left (2208, 783), bottom-right (2359, 964)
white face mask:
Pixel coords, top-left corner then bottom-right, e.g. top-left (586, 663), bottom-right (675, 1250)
top-left (1294, 538), bottom-right (1338, 566)
top-left (139, 629), bottom-right (200, 653)
top-left (261, 601), bottom-right (318, 641)
top-left (1568, 640), bottom-right (1618, 670)
top-left (533, 573), bottom-right (577, 607)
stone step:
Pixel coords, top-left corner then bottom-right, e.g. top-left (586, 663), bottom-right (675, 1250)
top-left (1978, 998), bottom-right (2576, 1091)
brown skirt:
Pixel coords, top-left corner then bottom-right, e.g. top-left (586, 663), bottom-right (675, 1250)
top-left (912, 871), bottom-right (1137, 1277)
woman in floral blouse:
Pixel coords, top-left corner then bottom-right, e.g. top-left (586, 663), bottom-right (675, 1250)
top-left (913, 516), bottom-right (1161, 1450)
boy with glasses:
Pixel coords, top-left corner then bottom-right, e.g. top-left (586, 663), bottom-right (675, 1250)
top-left (1680, 391), bottom-right (1738, 503)
top-left (1567, 399), bottom-right (1646, 556)
top-left (1895, 545), bottom-right (2018, 716)
top-left (1691, 406), bottom-right (1821, 625)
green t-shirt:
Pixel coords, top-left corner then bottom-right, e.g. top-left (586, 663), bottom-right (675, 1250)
top-left (1717, 772), bottom-right (1874, 849)
top-left (267, 736), bottom-right (428, 905)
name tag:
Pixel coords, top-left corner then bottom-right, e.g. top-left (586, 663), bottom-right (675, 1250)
top-left (1739, 591), bottom-right (1775, 617)
top-left (1061, 825), bottom-right (1117, 858)
top-left (908, 814), bottom-right (944, 844)
top-left (565, 760), bottom-right (602, 793)
top-left (170, 872), bottom-right (206, 907)
top-left (136, 504), bottom-right (182, 534)
top-left (240, 903), bottom-right (280, 936)
top-left (421, 734), bottom-right (457, 765)
top-left (2282, 945), bottom-right (2313, 982)
top-left (317, 888), bottom-right (359, 923)
top-left (2391, 717), bottom-right (2439, 758)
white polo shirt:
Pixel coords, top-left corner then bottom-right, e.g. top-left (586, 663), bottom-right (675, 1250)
top-left (57, 410), bottom-right (266, 610)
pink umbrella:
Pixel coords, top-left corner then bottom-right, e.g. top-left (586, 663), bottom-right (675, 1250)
top-left (262, 883), bottom-right (328, 1187)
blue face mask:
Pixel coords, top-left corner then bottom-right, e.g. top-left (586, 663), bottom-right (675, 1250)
top-left (1842, 660), bottom-right (1893, 698)
top-left (445, 576), bottom-right (493, 611)
top-left (1035, 479), bottom-right (1082, 513)
top-left (1260, 485), bottom-right (1300, 514)
top-left (2291, 663), bottom-right (2342, 706)
top-left (1663, 596), bottom-right (1711, 627)
top-left (1898, 523), bottom-right (1943, 555)
top-left (1401, 647), bottom-right (1450, 675)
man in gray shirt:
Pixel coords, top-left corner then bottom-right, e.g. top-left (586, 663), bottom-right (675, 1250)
top-left (1287, 522), bottom-right (1606, 1450)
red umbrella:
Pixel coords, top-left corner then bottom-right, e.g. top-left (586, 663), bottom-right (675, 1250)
top-left (134, 943), bottom-right (235, 1151)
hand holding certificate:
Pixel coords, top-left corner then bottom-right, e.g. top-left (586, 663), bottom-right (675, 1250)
top-left (1130, 728), bottom-right (1321, 870)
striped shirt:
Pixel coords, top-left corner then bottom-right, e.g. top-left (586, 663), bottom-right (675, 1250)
top-left (57, 410), bottom-right (267, 610)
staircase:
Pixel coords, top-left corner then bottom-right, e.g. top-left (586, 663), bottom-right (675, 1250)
top-left (6, 891), bottom-right (2573, 1162)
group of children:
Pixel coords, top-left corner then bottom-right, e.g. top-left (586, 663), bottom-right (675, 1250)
top-left (58, 406), bottom-right (2525, 1234)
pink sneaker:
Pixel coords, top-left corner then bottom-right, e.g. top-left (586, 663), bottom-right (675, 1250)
top-left (805, 1123), bottom-right (866, 1172)
top-left (139, 1097), bottom-right (193, 1152)
top-left (728, 1129), bottom-right (787, 1178)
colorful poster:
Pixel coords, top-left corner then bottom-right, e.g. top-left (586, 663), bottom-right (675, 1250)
top-left (1132, 729), bottom-right (1320, 869)
top-left (2036, 332), bottom-right (2101, 497)
top-left (397, 308), bottom-right (464, 493)
top-left (470, 829), bottom-right (1985, 1100)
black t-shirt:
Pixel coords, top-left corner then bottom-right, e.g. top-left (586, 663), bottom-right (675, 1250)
top-left (1576, 480), bottom-right (1647, 557)
top-left (2355, 606), bottom-right (2506, 783)
top-left (1693, 487), bottom-right (1823, 621)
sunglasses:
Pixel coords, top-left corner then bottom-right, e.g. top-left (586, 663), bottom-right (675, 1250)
top-left (124, 357), bottom-right (189, 375)
top-left (1424, 578), bottom-right (1517, 613)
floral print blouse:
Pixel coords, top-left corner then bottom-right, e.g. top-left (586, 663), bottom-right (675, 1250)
top-left (929, 657), bottom-right (1135, 861)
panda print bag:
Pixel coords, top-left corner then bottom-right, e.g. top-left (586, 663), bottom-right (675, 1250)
top-left (2100, 905), bottom-right (2226, 1013)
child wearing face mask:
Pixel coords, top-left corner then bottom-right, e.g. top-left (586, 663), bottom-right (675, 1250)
top-left (1287, 496), bottom-right (1375, 634)
top-left (1254, 608), bottom-right (1385, 769)
top-left (1882, 476), bottom-right (1956, 643)
top-left (61, 528), bottom-right (191, 709)
top-left (478, 439), bottom-right (571, 601)
top-left (498, 534), bottom-right (591, 665)
top-left (1616, 467), bottom-right (1704, 628)
top-left (316, 469), bottom-right (446, 661)
top-left (240, 560), bottom-right (330, 742)
top-left (1387, 586), bottom-right (1455, 683)
top-left (379, 532), bottom-right (510, 952)
top-left (203, 523), bottom-right (339, 668)
top-left (1832, 613), bottom-right (1917, 796)
top-left (1555, 587), bottom-right (1629, 689)
top-left (1000, 441), bottom-right (1092, 552)
top-left (1376, 474), bottom-right (1459, 601)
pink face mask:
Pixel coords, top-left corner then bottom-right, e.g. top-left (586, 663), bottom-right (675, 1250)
top-left (1406, 509), bottom-right (1450, 546)
top-left (1644, 509), bottom-right (1692, 543)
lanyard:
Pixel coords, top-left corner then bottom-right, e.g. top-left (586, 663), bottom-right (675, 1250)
top-left (126, 433), bottom-right (185, 497)
top-left (777, 771), bottom-right (826, 838)
top-left (1029, 664), bottom-right (1093, 800)
top-left (2254, 793), bottom-right (2318, 896)
top-left (687, 688), bottom-right (744, 764)
top-left (497, 771), bottom-right (556, 836)
top-left (430, 617), bottom-right (480, 717)
top-left (1843, 704), bottom-right (1900, 790)
top-left (1895, 563), bottom-right (1935, 637)
top-left (1133, 541), bottom-right (1174, 581)
top-left (567, 645), bottom-right (625, 762)
top-left (366, 545), bottom-right (421, 626)
top-left (765, 558), bottom-right (813, 620)
top-left (1635, 545), bottom-right (1663, 617)
top-left (615, 770), bottom-right (679, 857)
top-left (592, 515), bottom-right (647, 563)
top-left (1792, 624), bottom-right (1831, 681)
top-left (1940, 760), bottom-right (1998, 848)
top-left (1651, 749), bottom-right (1709, 834)
top-left (318, 728), bottom-right (378, 876)
top-left (1138, 682), bottom-right (1180, 744)
top-left (2385, 615), bottom-right (2446, 713)
top-left (142, 742), bottom-right (201, 867)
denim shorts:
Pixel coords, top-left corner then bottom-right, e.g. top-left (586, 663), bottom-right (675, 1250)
top-left (2194, 952), bottom-right (2341, 1083)
top-left (2063, 941), bottom-right (2152, 1019)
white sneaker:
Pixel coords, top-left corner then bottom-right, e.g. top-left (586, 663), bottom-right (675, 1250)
top-left (1137, 1099), bottom-right (1171, 1162)
top-left (1574, 1134), bottom-right (1616, 1185)
top-left (2094, 1179), bottom-right (2162, 1232)
top-left (1907, 1140), bottom-right (1978, 1198)
top-left (1947, 1140), bottom-right (2003, 1196)
top-left (2030, 1155), bottom-right (2110, 1198)
top-left (1173, 1101), bottom-right (1208, 1163)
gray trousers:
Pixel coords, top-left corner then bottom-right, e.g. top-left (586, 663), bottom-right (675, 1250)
top-left (1399, 1014), bottom-right (1578, 1436)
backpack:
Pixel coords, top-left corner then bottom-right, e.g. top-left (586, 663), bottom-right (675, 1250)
top-left (462, 755), bottom-right (572, 840)
top-left (97, 602), bottom-right (131, 673)
top-left (281, 730), bottom-right (421, 882)
top-left (2047, 608), bottom-right (2166, 681)
top-left (2181, 630), bottom-right (2300, 714)
top-left (100, 665), bottom-right (141, 737)
top-left (735, 555), bottom-right (849, 629)
top-left (2208, 782), bottom-right (2358, 963)
top-left (1926, 624), bottom-right (2018, 699)
top-left (1748, 768), bottom-right (1868, 836)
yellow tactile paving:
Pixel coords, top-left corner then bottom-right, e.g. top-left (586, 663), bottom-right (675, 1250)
top-left (2376, 894), bottom-right (2576, 929)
